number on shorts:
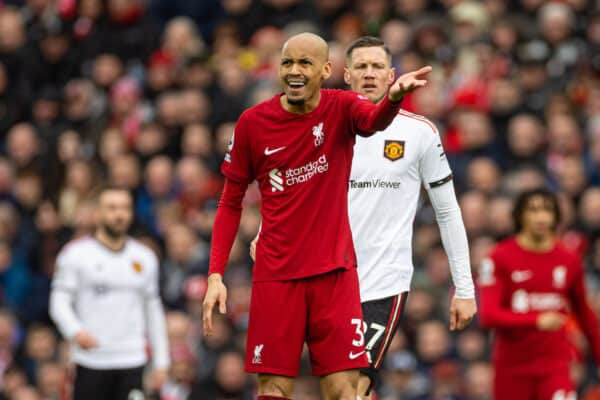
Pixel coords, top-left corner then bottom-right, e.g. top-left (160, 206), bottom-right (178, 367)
top-left (365, 322), bottom-right (386, 351)
top-left (351, 318), bottom-right (364, 347)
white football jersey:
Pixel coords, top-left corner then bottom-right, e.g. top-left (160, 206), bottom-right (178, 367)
top-left (349, 110), bottom-right (452, 302)
top-left (51, 236), bottom-right (167, 369)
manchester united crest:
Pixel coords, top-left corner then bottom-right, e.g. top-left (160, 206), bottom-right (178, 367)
top-left (384, 140), bottom-right (405, 161)
top-left (132, 261), bottom-right (143, 273)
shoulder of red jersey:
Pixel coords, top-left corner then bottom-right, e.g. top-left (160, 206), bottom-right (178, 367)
top-left (324, 88), bottom-right (370, 102)
top-left (396, 109), bottom-right (438, 135)
top-left (489, 237), bottom-right (519, 260)
top-left (554, 242), bottom-right (582, 265)
top-left (238, 94), bottom-right (282, 120)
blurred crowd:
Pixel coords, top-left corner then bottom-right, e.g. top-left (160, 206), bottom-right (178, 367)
top-left (0, 0), bottom-right (599, 399)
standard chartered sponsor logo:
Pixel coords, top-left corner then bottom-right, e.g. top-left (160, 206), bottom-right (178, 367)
top-left (269, 168), bottom-right (284, 192)
top-left (349, 179), bottom-right (401, 189)
top-left (268, 155), bottom-right (329, 192)
top-left (511, 289), bottom-right (566, 313)
top-left (285, 154), bottom-right (328, 185)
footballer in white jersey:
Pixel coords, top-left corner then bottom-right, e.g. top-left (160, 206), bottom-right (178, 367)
top-left (344, 37), bottom-right (476, 398)
top-left (251, 37), bottom-right (477, 399)
top-left (50, 186), bottom-right (170, 400)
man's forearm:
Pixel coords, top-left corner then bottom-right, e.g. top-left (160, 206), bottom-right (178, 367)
top-left (355, 94), bottom-right (403, 136)
top-left (428, 181), bottom-right (474, 298)
top-left (208, 179), bottom-right (247, 275)
top-left (479, 307), bottom-right (540, 328)
top-left (49, 290), bottom-right (83, 339)
top-left (145, 296), bottom-right (170, 370)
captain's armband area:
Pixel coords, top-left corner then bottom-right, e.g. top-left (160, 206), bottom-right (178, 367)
top-left (429, 174), bottom-right (453, 188)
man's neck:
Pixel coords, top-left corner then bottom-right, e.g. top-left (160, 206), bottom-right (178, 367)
top-left (280, 91), bottom-right (321, 114)
top-left (516, 232), bottom-right (555, 253)
top-left (94, 229), bottom-right (127, 252)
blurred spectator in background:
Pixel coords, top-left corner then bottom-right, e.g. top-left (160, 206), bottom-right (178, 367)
top-left (161, 223), bottom-right (208, 310)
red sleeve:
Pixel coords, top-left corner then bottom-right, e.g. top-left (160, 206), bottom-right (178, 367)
top-left (478, 253), bottom-right (540, 328)
top-left (344, 91), bottom-right (403, 136)
top-left (208, 179), bottom-right (248, 276)
top-left (221, 112), bottom-right (254, 184)
top-left (569, 257), bottom-right (600, 365)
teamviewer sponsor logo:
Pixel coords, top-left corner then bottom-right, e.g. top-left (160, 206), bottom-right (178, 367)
top-left (269, 168), bottom-right (284, 192)
top-left (349, 179), bottom-right (401, 189)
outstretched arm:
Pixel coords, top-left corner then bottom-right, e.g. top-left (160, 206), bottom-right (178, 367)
top-left (350, 66), bottom-right (432, 136)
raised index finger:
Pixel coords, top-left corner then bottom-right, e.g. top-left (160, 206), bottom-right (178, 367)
top-left (412, 65), bottom-right (433, 79)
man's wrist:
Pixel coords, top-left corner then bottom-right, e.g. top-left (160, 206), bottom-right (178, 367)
top-left (208, 273), bottom-right (223, 282)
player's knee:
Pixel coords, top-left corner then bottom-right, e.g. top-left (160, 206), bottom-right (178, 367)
top-left (322, 371), bottom-right (359, 400)
top-left (324, 383), bottom-right (358, 400)
top-left (257, 374), bottom-right (294, 398)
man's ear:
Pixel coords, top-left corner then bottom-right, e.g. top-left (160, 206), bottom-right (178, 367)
top-left (389, 67), bottom-right (395, 85)
top-left (322, 61), bottom-right (332, 80)
top-left (344, 67), bottom-right (351, 85)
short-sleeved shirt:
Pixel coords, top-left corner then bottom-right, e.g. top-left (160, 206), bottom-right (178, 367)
top-left (223, 89), bottom-right (392, 281)
top-left (348, 110), bottom-right (452, 302)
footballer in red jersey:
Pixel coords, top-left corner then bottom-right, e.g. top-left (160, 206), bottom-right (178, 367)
top-left (479, 189), bottom-right (600, 400)
top-left (202, 32), bottom-right (432, 399)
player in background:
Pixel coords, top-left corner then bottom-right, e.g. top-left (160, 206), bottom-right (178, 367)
top-left (203, 32), bottom-right (432, 400)
top-left (50, 186), bottom-right (170, 400)
top-left (478, 188), bottom-right (600, 400)
top-left (250, 36), bottom-right (476, 399)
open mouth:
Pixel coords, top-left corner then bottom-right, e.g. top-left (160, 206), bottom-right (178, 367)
top-left (286, 77), bottom-right (306, 89)
top-left (362, 84), bottom-right (377, 90)
top-left (288, 81), bottom-right (306, 89)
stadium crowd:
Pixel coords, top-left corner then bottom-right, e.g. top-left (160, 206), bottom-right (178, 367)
top-left (0, 0), bottom-right (599, 398)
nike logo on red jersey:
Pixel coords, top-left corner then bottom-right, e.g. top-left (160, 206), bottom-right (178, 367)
top-left (349, 350), bottom-right (365, 360)
top-left (264, 146), bottom-right (286, 155)
top-left (511, 270), bottom-right (533, 283)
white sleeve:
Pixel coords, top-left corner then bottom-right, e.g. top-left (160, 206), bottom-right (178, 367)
top-left (50, 251), bottom-right (83, 339)
top-left (144, 254), bottom-right (170, 370)
top-left (420, 135), bottom-right (475, 299)
top-left (418, 130), bottom-right (452, 189)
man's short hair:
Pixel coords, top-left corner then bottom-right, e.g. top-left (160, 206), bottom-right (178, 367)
top-left (512, 188), bottom-right (561, 233)
top-left (345, 36), bottom-right (392, 64)
top-left (96, 184), bottom-right (132, 202)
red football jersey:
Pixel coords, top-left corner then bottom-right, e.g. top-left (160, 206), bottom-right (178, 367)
top-left (218, 89), bottom-right (400, 281)
top-left (478, 237), bottom-right (600, 374)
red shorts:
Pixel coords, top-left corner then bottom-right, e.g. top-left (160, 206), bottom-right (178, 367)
top-left (494, 366), bottom-right (575, 400)
top-left (245, 268), bottom-right (369, 377)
